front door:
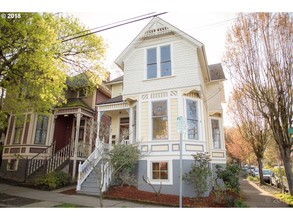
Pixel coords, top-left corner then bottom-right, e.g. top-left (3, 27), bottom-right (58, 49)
top-left (119, 117), bottom-right (129, 143)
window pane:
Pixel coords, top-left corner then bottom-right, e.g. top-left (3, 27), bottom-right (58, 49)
top-left (212, 119), bottom-right (221, 149)
top-left (186, 100), bottom-right (198, 140)
top-left (152, 162), bottom-right (168, 180)
top-left (161, 61), bottom-right (171, 77)
top-left (153, 117), bottom-right (168, 139)
top-left (186, 100), bottom-right (197, 120)
top-left (147, 64), bottom-right (157, 79)
top-left (147, 48), bottom-right (157, 64)
top-left (152, 101), bottom-right (167, 116)
top-left (35, 115), bottom-right (48, 144)
top-left (160, 45), bottom-right (170, 62)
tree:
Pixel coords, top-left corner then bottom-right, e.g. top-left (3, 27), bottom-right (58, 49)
top-left (0, 13), bottom-right (107, 127)
top-left (228, 89), bottom-right (271, 185)
top-left (225, 127), bottom-right (255, 166)
top-left (224, 13), bottom-right (293, 194)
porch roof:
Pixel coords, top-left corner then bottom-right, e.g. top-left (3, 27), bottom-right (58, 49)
top-left (98, 95), bottom-right (123, 105)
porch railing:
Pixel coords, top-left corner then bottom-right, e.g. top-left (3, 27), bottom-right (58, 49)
top-left (46, 144), bottom-right (71, 174)
top-left (76, 140), bottom-right (111, 191)
top-left (26, 143), bottom-right (53, 177)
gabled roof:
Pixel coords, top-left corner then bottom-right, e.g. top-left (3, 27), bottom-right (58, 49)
top-left (106, 75), bottom-right (124, 85)
top-left (115, 16), bottom-right (206, 67)
top-left (209, 63), bottom-right (226, 81)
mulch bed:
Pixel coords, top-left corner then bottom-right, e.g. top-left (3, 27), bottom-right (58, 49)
top-left (103, 185), bottom-right (236, 207)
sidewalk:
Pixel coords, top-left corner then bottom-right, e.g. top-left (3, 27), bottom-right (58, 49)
top-left (0, 183), bottom-right (164, 208)
top-left (239, 178), bottom-right (289, 208)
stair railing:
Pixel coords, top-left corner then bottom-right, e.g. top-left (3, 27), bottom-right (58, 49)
top-left (26, 143), bottom-right (53, 177)
top-left (46, 144), bottom-right (71, 174)
top-left (76, 140), bottom-right (105, 190)
top-left (101, 160), bottom-right (112, 192)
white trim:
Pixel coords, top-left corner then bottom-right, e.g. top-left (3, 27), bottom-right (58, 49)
top-left (147, 158), bottom-right (173, 185)
top-left (209, 117), bottom-right (224, 150)
top-left (183, 97), bottom-right (203, 141)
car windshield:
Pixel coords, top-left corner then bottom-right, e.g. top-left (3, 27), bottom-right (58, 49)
top-left (263, 170), bottom-right (272, 175)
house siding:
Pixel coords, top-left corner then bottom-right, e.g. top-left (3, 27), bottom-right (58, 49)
top-left (140, 101), bottom-right (149, 141)
top-left (137, 159), bottom-right (212, 197)
top-left (170, 97), bottom-right (179, 140)
top-left (123, 39), bottom-right (202, 96)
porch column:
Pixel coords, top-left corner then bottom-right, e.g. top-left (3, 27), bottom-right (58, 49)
top-left (72, 110), bottom-right (81, 181)
top-left (96, 110), bottom-right (104, 145)
top-left (129, 107), bottom-right (133, 144)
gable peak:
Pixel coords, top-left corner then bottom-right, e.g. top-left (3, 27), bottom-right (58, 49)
top-left (140, 17), bottom-right (173, 39)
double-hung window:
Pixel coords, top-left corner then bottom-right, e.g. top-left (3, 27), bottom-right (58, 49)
top-left (152, 100), bottom-right (168, 140)
top-left (34, 115), bottom-right (48, 144)
top-left (147, 45), bottom-right (171, 79)
top-left (186, 99), bottom-right (199, 140)
top-left (211, 119), bottom-right (221, 149)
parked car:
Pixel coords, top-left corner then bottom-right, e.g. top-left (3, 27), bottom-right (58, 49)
top-left (262, 169), bottom-right (272, 184)
top-left (251, 168), bottom-right (259, 177)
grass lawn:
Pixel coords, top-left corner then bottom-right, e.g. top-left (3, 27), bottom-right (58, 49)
top-left (54, 203), bottom-right (89, 208)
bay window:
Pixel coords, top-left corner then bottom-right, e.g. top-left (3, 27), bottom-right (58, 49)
top-left (34, 115), bottom-right (48, 144)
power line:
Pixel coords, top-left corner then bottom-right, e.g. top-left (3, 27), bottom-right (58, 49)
top-left (61, 12), bottom-right (167, 43)
top-left (58, 12), bottom-right (158, 41)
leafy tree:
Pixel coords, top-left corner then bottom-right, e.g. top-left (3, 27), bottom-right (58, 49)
top-left (0, 13), bottom-right (107, 128)
top-left (223, 12), bottom-right (293, 194)
top-left (225, 127), bottom-right (256, 166)
top-left (183, 152), bottom-right (212, 198)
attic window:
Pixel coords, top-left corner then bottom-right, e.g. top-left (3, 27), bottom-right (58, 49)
top-left (147, 45), bottom-right (171, 79)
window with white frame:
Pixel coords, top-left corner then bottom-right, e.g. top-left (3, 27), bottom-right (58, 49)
top-left (147, 45), bottom-right (171, 79)
top-left (13, 116), bottom-right (25, 144)
top-left (151, 161), bottom-right (168, 180)
top-left (211, 119), bottom-right (221, 149)
top-left (186, 99), bottom-right (199, 140)
top-left (34, 115), bottom-right (48, 144)
top-left (152, 100), bottom-right (168, 140)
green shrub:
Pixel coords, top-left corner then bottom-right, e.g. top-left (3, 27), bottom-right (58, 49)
top-left (215, 164), bottom-right (240, 193)
top-left (36, 171), bottom-right (70, 190)
top-left (108, 144), bottom-right (140, 187)
top-left (183, 152), bottom-right (212, 198)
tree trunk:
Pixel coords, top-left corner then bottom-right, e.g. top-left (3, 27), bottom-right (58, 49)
top-left (281, 147), bottom-right (293, 195)
top-left (257, 158), bottom-right (264, 185)
top-left (99, 192), bottom-right (104, 208)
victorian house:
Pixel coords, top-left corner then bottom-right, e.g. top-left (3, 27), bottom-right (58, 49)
top-left (0, 75), bottom-right (111, 182)
top-left (77, 16), bottom-right (226, 197)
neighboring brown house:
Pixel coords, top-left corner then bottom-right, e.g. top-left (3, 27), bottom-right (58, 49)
top-left (0, 76), bottom-right (111, 182)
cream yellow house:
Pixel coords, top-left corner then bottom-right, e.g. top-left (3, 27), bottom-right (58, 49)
top-left (92, 17), bottom-right (227, 197)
